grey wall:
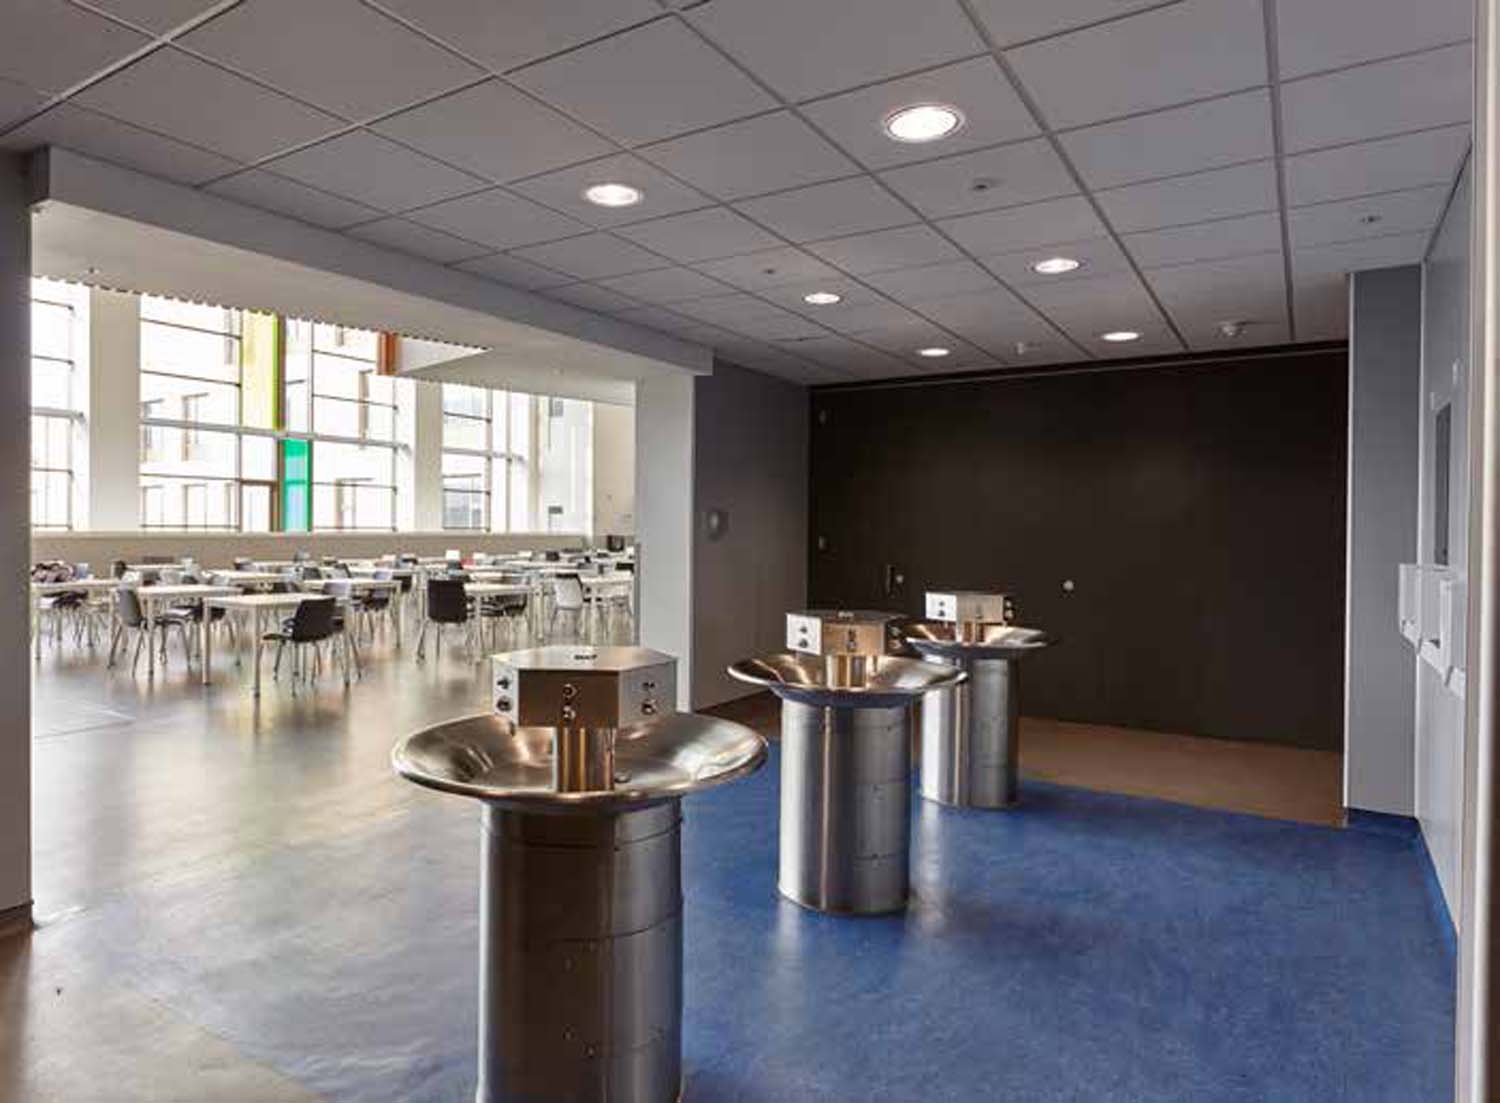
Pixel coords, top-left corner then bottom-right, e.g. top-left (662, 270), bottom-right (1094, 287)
top-left (636, 372), bottom-right (696, 710)
top-left (1418, 159), bottom-right (1472, 917)
top-left (1345, 266), bottom-right (1423, 814)
top-left (692, 360), bottom-right (808, 709)
top-left (1, 154), bottom-right (31, 921)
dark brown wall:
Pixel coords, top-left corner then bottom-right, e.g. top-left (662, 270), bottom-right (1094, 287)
top-left (808, 347), bottom-right (1349, 750)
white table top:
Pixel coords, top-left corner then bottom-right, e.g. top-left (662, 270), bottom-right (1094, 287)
top-left (130, 584), bottom-right (240, 601)
top-left (464, 583), bottom-right (532, 597)
top-left (207, 571), bottom-right (285, 584)
top-left (580, 575), bottom-right (633, 589)
top-left (207, 592), bottom-right (343, 609)
top-left (32, 578), bottom-right (121, 593)
top-left (302, 577), bottom-right (401, 592)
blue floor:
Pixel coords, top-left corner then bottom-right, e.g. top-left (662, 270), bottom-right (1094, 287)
top-left (42, 744), bottom-right (1453, 1102)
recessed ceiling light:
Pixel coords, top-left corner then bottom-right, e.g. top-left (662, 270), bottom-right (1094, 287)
top-left (883, 103), bottom-right (964, 144)
top-left (1101, 330), bottom-right (1141, 343)
top-left (1032, 256), bottom-right (1081, 275)
top-left (583, 182), bottom-right (643, 208)
top-left (803, 291), bottom-right (842, 306)
top-left (917, 346), bottom-right (951, 358)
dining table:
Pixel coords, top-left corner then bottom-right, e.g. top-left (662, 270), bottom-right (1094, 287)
top-left (116, 584), bottom-right (240, 680)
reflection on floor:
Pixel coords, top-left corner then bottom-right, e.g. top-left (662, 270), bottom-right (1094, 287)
top-left (708, 692), bottom-right (1345, 827)
top-left (3, 644), bottom-right (1448, 1102)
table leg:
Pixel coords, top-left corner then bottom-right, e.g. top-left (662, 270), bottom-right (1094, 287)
top-left (31, 590), bottom-right (41, 660)
top-left (252, 607), bottom-right (264, 698)
top-left (200, 601), bottom-right (212, 686)
top-left (146, 597), bottom-right (156, 681)
top-left (394, 592), bottom-right (403, 650)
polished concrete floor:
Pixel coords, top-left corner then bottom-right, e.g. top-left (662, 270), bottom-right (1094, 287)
top-left (4, 633), bottom-right (1451, 1102)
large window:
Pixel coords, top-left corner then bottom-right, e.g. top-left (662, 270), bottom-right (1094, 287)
top-left (441, 384), bottom-right (591, 534)
top-left (31, 278), bottom-right (85, 530)
top-left (440, 384), bottom-right (533, 532)
top-left (139, 297), bottom-right (245, 529)
top-left (286, 320), bottom-right (399, 531)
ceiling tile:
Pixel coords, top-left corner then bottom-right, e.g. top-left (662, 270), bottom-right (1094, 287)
top-left (0, 101), bottom-right (242, 185)
top-left (939, 195), bottom-right (1105, 256)
top-left (0, 0), bottom-right (148, 95)
top-left (510, 18), bottom-right (776, 145)
top-left (1058, 89), bottom-right (1274, 189)
top-left (613, 304), bottom-right (709, 334)
top-left (673, 291), bottom-right (793, 326)
top-left (785, 334), bottom-right (911, 375)
top-left (596, 266), bottom-right (728, 305)
top-left (802, 224), bottom-right (961, 274)
top-left (640, 111), bottom-right (859, 201)
top-left (692, 246), bottom-right (846, 290)
top-left (1293, 232), bottom-right (1431, 282)
top-left (877, 138), bottom-right (1075, 219)
top-left (0, 77), bottom-right (46, 131)
top-left (1145, 251), bottom-right (1287, 338)
top-left (798, 57), bottom-right (1037, 169)
top-left (724, 311), bottom-right (829, 341)
top-left (917, 290), bottom-right (1072, 357)
top-left (374, 0), bottom-right (663, 73)
top-left (509, 232), bottom-right (667, 280)
top-left (968, 0), bottom-right (1173, 49)
top-left (687, 0), bottom-right (982, 102)
top-left (508, 153), bottom-right (712, 228)
top-left (862, 259), bottom-right (998, 303)
top-left (86, 1), bottom-right (221, 33)
top-left (453, 252), bottom-right (574, 290)
top-left (1094, 160), bottom-right (1279, 233)
top-left (1283, 124), bottom-right (1471, 207)
top-left (1280, 45), bottom-right (1472, 153)
top-left (372, 79), bottom-right (614, 184)
top-left (73, 47), bottom-right (343, 163)
top-left (1277, 0), bottom-right (1472, 80)
top-left (735, 177), bottom-right (914, 242)
top-left (405, 187), bottom-right (588, 249)
top-left (205, 168), bottom-right (381, 228)
top-left (180, 0), bottom-right (481, 121)
top-left (822, 300), bottom-right (929, 335)
top-left (1006, 0), bottom-right (1268, 130)
top-left (1125, 211), bottom-right (1283, 268)
top-left (1024, 271), bottom-right (1170, 343)
top-left (345, 217), bottom-right (490, 263)
top-left (1288, 184), bottom-right (1451, 250)
top-left (982, 235), bottom-right (1133, 286)
top-left (545, 282), bottom-right (644, 314)
top-left (263, 130), bottom-right (486, 212)
top-left (616, 206), bottom-right (782, 263)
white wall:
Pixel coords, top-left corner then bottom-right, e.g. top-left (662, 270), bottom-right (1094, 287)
top-left (691, 361), bottom-right (808, 708)
top-left (592, 402), bottom-right (635, 537)
top-left (410, 379), bottom-right (443, 532)
top-left (1419, 160), bottom-right (1474, 920)
top-left (635, 373), bottom-right (695, 709)
top-left (1, 154), bottom-right (32, 922)
top-left (1345, 265), bottom-right (1422, 814)
top-left (85, 287), bottom-right (140, 530)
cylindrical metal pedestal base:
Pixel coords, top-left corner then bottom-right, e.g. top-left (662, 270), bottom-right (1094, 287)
top-left (479, 801), bottom-right (683, 1103)
top-left (779, 699), bottom-right (911, 914)
top-left (920, 656), bottom-right (1020, 808)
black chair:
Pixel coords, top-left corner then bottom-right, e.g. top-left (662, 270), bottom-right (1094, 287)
top-left (606, 535), bottom-right (627, 553)
top-left (110, 587), bottom-right (192, 674)
top-left (478, 590), bottom-right (529, 647)
top-left (418, 578), bottom-right (473, 660)
top-left (233, 557), bottom-right (253, 570)
top-left (111, 559), bottom-right (128, 579)
top-left (264, 597), bottom-right (340, 686)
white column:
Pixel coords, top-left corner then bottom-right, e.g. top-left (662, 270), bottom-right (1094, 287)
top-left (635, 374), bottom-right (694, 709)
top-left (592, 401), bottom-right (635, 537)
top-left (85, 288), bottom-right (141, 531)
top-left (411, 378), bottom-right (443, 532)
top-left (1459, 0), bottom-right (1499, 1094)
top-left (0, 154), bottom-right (32, 928)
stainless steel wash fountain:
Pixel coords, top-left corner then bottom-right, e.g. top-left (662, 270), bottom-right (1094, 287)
top-left (728, 611), bottom-right (965, 915)
top-left (902, 590), bottom-right (1056, 809)
top-left (392, 645), bottom-right (766, 1103)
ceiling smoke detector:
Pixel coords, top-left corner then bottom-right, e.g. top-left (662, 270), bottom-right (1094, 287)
top-left (1358, 213), bottom-right (1383, 226)
top-left (1014, 341), bottom-right (1036, 356)
top-left (1217, 320), bottom-right (1251, 339)
top-left (883, 103), bottom-right (964, 143)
